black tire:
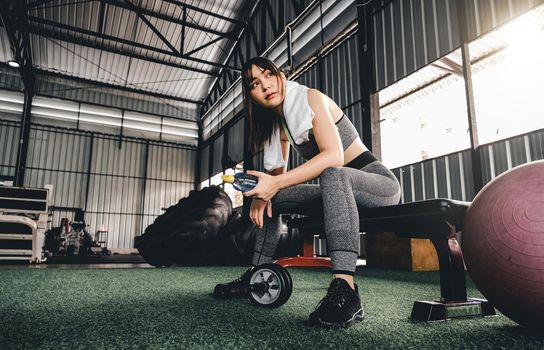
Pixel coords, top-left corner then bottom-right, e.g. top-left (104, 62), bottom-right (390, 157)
top-left (276, 264), bottom-right (293, 305)
top-left (136, 186), bottom-right (235, 266)
top-left (248, 264), bottom-right (291, 308)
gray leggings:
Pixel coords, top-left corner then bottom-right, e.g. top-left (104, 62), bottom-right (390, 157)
top-left (252, 161), bottom-right (401, 275)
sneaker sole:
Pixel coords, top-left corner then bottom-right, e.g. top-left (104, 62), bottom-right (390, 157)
top-left (212, 287), bottom-right (249, 300)
top-left (308, 308), bottom-right (365, 329)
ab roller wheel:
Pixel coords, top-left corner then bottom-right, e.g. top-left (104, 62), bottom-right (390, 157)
top-left (248, 264), bottom-right (293, 308)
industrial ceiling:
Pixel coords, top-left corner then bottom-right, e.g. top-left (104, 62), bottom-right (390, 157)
top-left (0, 0), bottom-right (254, 107)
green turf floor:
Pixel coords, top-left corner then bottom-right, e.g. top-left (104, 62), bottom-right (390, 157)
top-left (0, 266), bottom-right (543, 349)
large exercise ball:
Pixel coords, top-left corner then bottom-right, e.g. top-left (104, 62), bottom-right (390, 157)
top-left (462, 160), bottom-right (544, 330)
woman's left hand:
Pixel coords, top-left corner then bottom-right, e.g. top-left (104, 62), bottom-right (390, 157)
top-left (243, 170), bottom-right (281, 201)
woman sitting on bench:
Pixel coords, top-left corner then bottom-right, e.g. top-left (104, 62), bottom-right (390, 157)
top-left (213, 57), bottom-right (401, 328)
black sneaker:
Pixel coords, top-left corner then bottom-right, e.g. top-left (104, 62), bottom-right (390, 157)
top-left (213, 267), bottom-right (253, 299)
top-left (307, 278), bottom-right (364, 328)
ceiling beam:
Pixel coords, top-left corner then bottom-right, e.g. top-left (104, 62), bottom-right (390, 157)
top-left (125, 0), bottom-right (181, 56)
top-left (183, 35), bottom-right (225, 57)
top-left (27, 16), bottom-right (242, 73)
top-left (101, 0), bottom-right (240, 39)
top-left (27, 25), bottom-right (220, 77)
top-left (27, 0), bottom-right (246, 28)
top-left (162, 0), bottom-right (246, 27)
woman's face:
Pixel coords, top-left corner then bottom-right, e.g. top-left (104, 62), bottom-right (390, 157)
top-left (248, 64), bottom-right (284, 109)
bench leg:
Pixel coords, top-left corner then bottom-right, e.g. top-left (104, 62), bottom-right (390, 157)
top-left (430, 223), bottom-right (467, 302)
top-left (411, 222), bottom-right (496, 321)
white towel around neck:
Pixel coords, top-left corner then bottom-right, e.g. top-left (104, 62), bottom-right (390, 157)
top-left (263, 80), bottom-right (315, 171)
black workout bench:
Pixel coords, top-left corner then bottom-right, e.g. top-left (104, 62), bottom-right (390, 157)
top-left (274, 198), bottom-right (496, 321)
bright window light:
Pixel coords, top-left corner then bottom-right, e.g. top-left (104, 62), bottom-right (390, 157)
top-left (199, 180), bottom-right (209, 190)
top-left (380, 72), bottom-right (469, 169)
top-left (471, 5), bottom-right (544, 144)
top-left (222, 164), bottom-right (244, 208)
top-left (209, 171), bottom-right (223, 187)
top-left (200, 163), bottom-right (244, 208)
top-left (502, 12), bottom-right (544, 58)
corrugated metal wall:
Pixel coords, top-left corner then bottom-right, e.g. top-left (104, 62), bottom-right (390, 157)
top-left (142, 143), bottom-right (195, 233)
top-left (463, 0), bottom-right (544, 43)
top-left (394, 129), bottom-right (544, 203)
top-left (200, 144), bottom-right (210, 182)
top-left (85, 137), bottom-right (145, 249)
top-left (25, 126), bottom-right (90, 210)
top-left (393, 150), bottom-right (474, 203)
top-left (319, 33), bottom-right (366, 135)
top-left (212, 134), bottom-right (224, 175)
top-left (0, 120), bottom-right (196, 249)
top-left (372, 0), bottom-right (544, 90)
top-left (226, 117), bottom-right (245, 164)
top-left (0, 118), bottom-right (20, 179)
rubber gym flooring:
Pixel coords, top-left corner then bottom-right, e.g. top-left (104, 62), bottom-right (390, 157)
top-left (0, 265), bottom-right (543, 349)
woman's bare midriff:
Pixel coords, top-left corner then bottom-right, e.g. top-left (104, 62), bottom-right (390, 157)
top-left (342, 138), bottom-right (368, 165)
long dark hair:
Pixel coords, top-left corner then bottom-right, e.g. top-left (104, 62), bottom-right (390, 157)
top-left (241, 57), bottom-right (284, 155)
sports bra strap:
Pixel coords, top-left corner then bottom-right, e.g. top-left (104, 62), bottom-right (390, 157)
top-left (278, 117), bottom-right (313, 146)
top-left (278, 117), bottom-right (294, 145)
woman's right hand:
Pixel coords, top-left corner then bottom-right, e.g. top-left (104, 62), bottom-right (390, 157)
top-left (250, 198), bottom-right (272, 229)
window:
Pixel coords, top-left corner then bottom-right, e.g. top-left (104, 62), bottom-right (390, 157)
top-left (221, 165), bottom-right (244, 209)
top-left (470, 4), bottom-right (544, 144)
top-left (200, 162), bottom-right (244, 209)
top-left (379, 50), bottom-right (469, 169)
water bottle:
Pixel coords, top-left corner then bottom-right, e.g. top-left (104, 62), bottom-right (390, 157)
top-left (221, 173), bottom-right (258, 192)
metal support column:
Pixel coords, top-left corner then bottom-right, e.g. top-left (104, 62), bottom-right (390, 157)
top-left (195, 117), bottom-right (203, 190)
top-left (356, 0), bottom-right (375, 153)
top-left (457, 0), bottom-right (483, 193)
top-left (84, 133), bottom-right (94, 211)
top-left (15, 92), bottom-right (32, 187)
top-left (140, 140), bottom-right (149, 234)
top-left (1, 0), bottom-right (36, 187)
top-left (242, 116), bottom-right (253, 216)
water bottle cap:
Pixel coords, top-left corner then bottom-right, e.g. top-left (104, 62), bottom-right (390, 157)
top-left (221, 174), bottom-right (234, 183)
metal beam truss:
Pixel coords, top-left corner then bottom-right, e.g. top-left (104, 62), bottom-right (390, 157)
top-left (25, 0), bottom-right (245, 77)
top-left (202, 0), bottom-right (308, 114)
top-left (0, 0), bottom-right (35, 186)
